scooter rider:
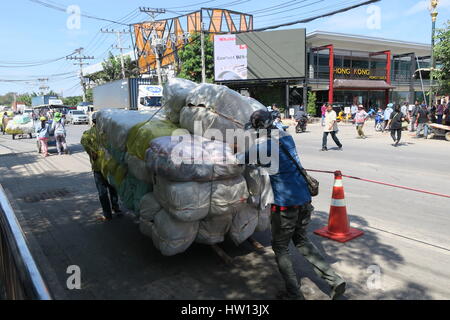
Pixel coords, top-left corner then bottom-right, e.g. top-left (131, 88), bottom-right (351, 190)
top-left (294, 107), bottom-right (308, 133)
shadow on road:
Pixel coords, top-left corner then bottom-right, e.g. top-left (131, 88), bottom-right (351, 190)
top-left (0, 150), bottom-right (436, 300)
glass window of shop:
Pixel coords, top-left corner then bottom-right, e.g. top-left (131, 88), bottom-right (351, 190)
top-left (314, 90), bottom-right (386, 110)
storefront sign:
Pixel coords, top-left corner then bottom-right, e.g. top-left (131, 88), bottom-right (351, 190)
top-left (334, 67), bottom-right (386, 80)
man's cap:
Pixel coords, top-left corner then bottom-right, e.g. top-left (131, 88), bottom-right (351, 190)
top-left (39, 116), bottom-right (47, 121)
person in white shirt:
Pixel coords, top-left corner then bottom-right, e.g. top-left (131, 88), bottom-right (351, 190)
top-left (322, 105), bottom-right (343, 151)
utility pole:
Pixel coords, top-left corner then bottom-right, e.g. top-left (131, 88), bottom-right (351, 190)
top-left (200, 22), bottom-right (206, 83)
top-left (66, 48), bottom-right (94, 102)
top-left (101, 28), bottom-right (131, 79)
top-left (428, 0), bottom-right (439, 108)
top-left (37, 78), bottom-right (49, 95)
top-left (139, 7), bottom-right (166, 84)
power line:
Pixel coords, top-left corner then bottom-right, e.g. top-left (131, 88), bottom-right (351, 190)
top-left (253, 0), bottom-right (324, 18)
top-left (214, 0), bottom-right (381, 33)
top-left (66, 48), bottom-right (95, 102)
top-left (101, 29), bottom-right (132, 79)
top-left (27, 0), bottom-right (130, 26)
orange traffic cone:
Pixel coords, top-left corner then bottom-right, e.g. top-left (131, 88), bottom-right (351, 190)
top-left (314, 171), bottom-right (364, 243)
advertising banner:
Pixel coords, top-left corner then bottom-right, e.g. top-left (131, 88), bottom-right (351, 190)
top-left (214, 35), bottom-right (248, 81)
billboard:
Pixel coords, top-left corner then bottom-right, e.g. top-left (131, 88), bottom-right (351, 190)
top-left (214, 35), bottom-right (248, 81)
top-left (214, 29), bottom-right (306, 81)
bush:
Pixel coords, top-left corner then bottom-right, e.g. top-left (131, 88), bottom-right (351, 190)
top-left (307, 91), bottom-right (317, 115)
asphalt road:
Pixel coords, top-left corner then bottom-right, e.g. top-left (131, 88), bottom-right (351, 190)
top-left (0, 120), bottom-right (449, 300)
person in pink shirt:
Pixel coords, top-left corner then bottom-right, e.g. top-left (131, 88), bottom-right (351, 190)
top-left (321, 104), bottom-right (327, 126)
top-left (354, 105), bottom-right (369, 139)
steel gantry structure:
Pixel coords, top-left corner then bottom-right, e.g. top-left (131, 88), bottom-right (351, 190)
top-left (132, 8), bottom-right (254, 75)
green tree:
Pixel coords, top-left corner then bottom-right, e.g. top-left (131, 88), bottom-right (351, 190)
top-left (88, 52), bottom-right (140, 84)
top-left (63, 96), bottom-right (83, 107)
top-left (433, 20), bottom-right (450, 95)
top-left (178, 33), bottom-right (214, 83)
top-left (307, 91), bottom-right (317, 115)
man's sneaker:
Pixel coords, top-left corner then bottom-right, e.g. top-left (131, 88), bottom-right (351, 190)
top-left (337, 146), bottom-right (343, 151)
top-left (321, 147), bottom-right (328, 152)
top-left (330, 280), bottom-right (346, 300)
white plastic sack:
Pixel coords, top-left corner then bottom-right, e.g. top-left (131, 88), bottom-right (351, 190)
top-left (6, 120), bottom-right (34, 134)
top-left (195, 213), bottom-right (233, 245)
top-left (153, 176), bottom-right (211, 222)
top-left (185, 83), bottom-right (266, 127)
top-left (243, 166), bottom-right (274, 210)
top-left (96, 109), bottom-right (162, 151)
top-left (125, 153), bottom-right (153, 184)
top-left (255, 206), bottom-right (271, 233)
top-left (151, 209), bottom-right (199, 256)
top-left (146, 135), bottom-right (244, 182)
top-left (163, 78), bottom-right (198, 120)
top-left (139, 193), bottom-right (161, 222)
top-left (229, 204), bottom-right (259, 246)
top-left (210, 176), bottom-right (249, 216)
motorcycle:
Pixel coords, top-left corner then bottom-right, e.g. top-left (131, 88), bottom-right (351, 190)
top-left (295, 116), bottom-right (308, 133)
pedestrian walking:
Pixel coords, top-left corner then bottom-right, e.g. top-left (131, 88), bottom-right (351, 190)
top-left (36, 116), bottom-right (51, 157)
top-left (322, 105), bottom-right (343, 151)
top-left (383, 103), bottom-right (394, 131)
top-left (81, 113), bottom-right (122, 222)
top-left (1, 112), bottom-right (8, 135)
top-left (354, 105), bottom-right (368, 138)
top-left (321, 104), bottom-right (327, 126)
top-left (387, 105), bottom-right (408, 146)
top-left (416, 104), bottom-right (430, 138)
top-left (436, 104), bottom-right (444, 124)
top-left (241, 109), bottom-right (346, 300)
top-left (350, 104), bottom-right (358, 121)
top-left (444, 103), bottom-right (450, 126)
top-left (51, 112), bottom-right (69, 155)
top-left (410, 102), bottom-right (420, 132)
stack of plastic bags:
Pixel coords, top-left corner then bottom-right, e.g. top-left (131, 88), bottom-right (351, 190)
top-left (87, 79), bottom-right (274, 257)
top-left (139, 134), bottom-right (272, 256)
top-left (6, 114), bottom-right (34, 135)
top-left (89, 109), bottom-right (180, 213)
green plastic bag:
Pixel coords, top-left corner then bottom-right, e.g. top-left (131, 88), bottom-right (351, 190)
top-left (126, 120), bottom-right (180, 160)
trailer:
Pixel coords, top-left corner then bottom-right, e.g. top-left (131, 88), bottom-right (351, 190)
top-left (428, 123), bottom-right (450, 141)
top-left (93, 78), bottom-right (162, 111)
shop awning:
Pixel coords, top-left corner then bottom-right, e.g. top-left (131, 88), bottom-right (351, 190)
top-left (333, 79), bottom-right (395, 90)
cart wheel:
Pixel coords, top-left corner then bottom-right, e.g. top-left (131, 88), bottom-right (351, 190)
top-left (37, 141), bottom-right (41, 153)
top-left (446, 132), bottom-right (450, 142)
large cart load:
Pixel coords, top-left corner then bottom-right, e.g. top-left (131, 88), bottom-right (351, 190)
top-left (5, 114), bottom-right (34, 139)
top-left (85, 79), bottom-right (273, 256)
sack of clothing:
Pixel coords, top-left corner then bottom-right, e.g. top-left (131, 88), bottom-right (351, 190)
top-left (125, 153), bottom-right (153, 184)
top-left (149, 208), bottom-right (199, 256)
top-left (6, 116), bottom-right (34, 134)
top-left (229, 204), bottom-right (259, 246)
top-left (96, 109), bottom-right (162, 152)
top-left (195, 212), bottom-right (233, 245)
top-left (146, 135), bottom-right (244, 182)
top-left (139, 192), bottom-right (161, 223)
top-left (163, 78), bottom-right (198, 124)
top-left (126, 119), bottom-right (180, 160)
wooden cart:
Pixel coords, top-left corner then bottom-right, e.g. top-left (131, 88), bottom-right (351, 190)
top-left (428, 123), bottom-right (450, 141)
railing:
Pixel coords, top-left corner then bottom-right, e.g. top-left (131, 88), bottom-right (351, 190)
top-left (0, 184), bottom-right (51, 300)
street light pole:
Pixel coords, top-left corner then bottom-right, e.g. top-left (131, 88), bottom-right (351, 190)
top-left (429, 0), bottom-right (439, 108)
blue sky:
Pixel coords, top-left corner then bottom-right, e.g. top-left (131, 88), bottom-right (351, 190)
top-left (1, 0), bottom-right (449, 96)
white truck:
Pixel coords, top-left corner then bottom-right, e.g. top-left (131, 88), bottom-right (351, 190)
top-left (93, 78), bottom-right (163, 111)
